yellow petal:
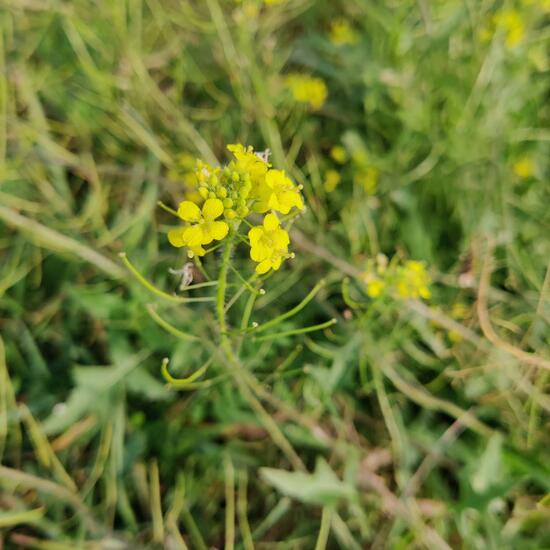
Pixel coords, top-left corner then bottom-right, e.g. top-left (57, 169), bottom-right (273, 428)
top-left (250, 244), bottom-right (270, 262)
top-left (188, 245), bottom-right (206, 258)
top-left (265, 169), bottom-right (285, 190)
top-left (273, 228), bottom-right (290, 248)
top-left (267, 192), bottom-right (281, 211)
top-left (255, 259), bottom-right (272, 274)
top-left (271, 257), bottom-right (283, 271)
top-left (263, 213), bottom-right (280, 231)
top-left (178, 201), bottom-right (201, 222)
top-left (248, 227), bottom-right (263, 245)
top-left (167, 228), bottom-right (186, 247)
top-left (202, 198), bottom-right (224, 220)
top-left (210, 221), bottom-right (229, 241)
top-left (252, 199), bottom-right (270, 213)
top-left (183, 225), bottom-right (204, 247)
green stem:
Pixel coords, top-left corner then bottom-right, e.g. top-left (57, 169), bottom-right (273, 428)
top-left (314, 507), bottom-right (333, 550)
top-left (216, 235), bottom-right (305, 472)
top-left (253, 318), bottom-right (337, 342)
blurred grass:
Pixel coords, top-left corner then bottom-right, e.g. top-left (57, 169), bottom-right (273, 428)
top-left (0, 0), bottom-right (549, 548)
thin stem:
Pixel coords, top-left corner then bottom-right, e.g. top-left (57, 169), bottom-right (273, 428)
top-left (157, 200), bottom-right (178, 217)
top-left (253, 319), bottom-right (337, 342)
top-left (216, 236), bottom-right (305, 471)
top-left (120, 253), bottom-right (215, 304)
top-left (146, 305), bottom-right (200, 342)
top-left (224, 454), bottom-right (235, 550)
top-left (251, 279), bottom-right (326, 333)
top-left (314, 508), bottom-right (333, 550)
top-left (161, 357), bottom-right (212, 388)
top-left (237, 470), bottom-right (254, 550)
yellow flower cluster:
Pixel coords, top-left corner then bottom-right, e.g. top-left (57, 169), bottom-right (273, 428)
top-left (329, 19), bottom-right (359, 46)
top-left (285, 73), bottom-right (328, 110)
top-left (168, 144), bottom-right (304, 274)
top-left (395, 260), bottom-right (431, 299)
top-left (361, 255), bottom-right (431, 301)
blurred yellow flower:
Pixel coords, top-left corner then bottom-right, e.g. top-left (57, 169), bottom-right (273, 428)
top-left (323, 169), bottom-right (341, 193)
top-left (361, 257), bottom-right (431, 302)
top-left (512, 156), bottom-right (534, 178)
top-left (366, 278), bottom-right (385, 298)
top-left (494, 10), bottom-right (525, 48)
top-left (396, 261), bottom-right (431, 299)
top-left (354, 167), bottom-right (379, 194)
top-left (450, 302), bottom-right (469, 320)
top-left (285, 73), bottom-right (328, 110)
top-left (249, 213), bottom-right (291, 274)
top-left (330, 145), bottom-right (348, 164)
top-left (329, 19), bottom-right (359, 46)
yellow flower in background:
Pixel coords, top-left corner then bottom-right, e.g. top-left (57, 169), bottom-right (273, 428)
top-left (254, 169), bottom-right (304, 214)
top-left (323, 169), bottom-right (341, 193)
top-left (285, 74), bottom-right (328, 110)
top-left (249, 213), bottom-right (291, 274)
top-left (361, 256), bottom-right (431, 302)
top-left (168, 198), bottom-right (229, 256)
top-left (330, 145), bottom-right (348, 164)
top-left (366, 278), bottom-right (385, 298)
top-left (451, 302), bottom-right (469, 320)
top-left (396, 261), bottom-right (431, 299)
top-left (494, 9), bottom-right (525, 48)
top-left (329, 19), bottom-right (359, 46)
top-left (513, 156), bottom-right (534, 179)
top-left (354, 167), bottom-right (379, 194)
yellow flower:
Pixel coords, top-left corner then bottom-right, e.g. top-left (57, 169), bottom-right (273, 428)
top-left (227, 144), bottom-right (269, 187)
top-left (494, 10), bottom-right (525, 48)
top-left (512, 156), bottom-right (534, 179)
top-left (330, 145), bottom-right (348, 164)
top-left (168, 198), bottom-right (229, 256)
top-left (447, 330), bottom-right (463, 344)
top-left (254, 169), bottom-right (304, 214)
top-left (323, 169), bottom-right (341, 193)
top-left (354, 167), bottom-right (379, 194)
top-left (329, 19), bottom-right (359, 46)
top-left (248, 213), bottom-right (290, 274)
top-left (285, 74), bottom-right (328, 110)
top-left (451, 302), bottom-right (469, 320)
top-left (366, 279), bottom-right (385, 298)
top-left (396, 260), bottom-right (431, 299)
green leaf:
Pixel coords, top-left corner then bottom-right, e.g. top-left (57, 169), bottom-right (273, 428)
top-left (472, 434), bottom-right (503, 494)
top-left (260, 458), bottom-right (355, 507)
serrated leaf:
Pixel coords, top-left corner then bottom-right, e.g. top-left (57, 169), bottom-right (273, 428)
top-left (260, 457), bottom-right (355, 507)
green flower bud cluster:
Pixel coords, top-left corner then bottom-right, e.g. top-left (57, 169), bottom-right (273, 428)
top-left (195, 160), bottom-right (252, 220)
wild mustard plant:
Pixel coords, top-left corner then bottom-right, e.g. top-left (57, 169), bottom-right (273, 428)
top-left (121, 144), bottom-right (336, 397)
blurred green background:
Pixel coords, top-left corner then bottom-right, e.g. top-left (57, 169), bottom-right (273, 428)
top-left (0, 0), bottom-right (549, 548)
